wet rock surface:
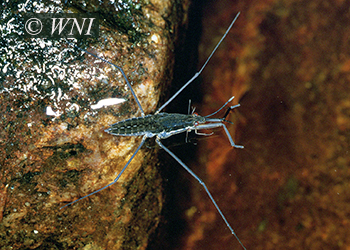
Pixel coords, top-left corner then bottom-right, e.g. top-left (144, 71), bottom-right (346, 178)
top-left (0, 0), bottom-right (187, 249)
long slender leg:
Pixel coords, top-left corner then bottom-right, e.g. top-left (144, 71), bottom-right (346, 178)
top-left (60, 135), bottom-right (148, 209)
top-left (195, 123), bottom-right (244, 149)
top-left (155, 138), bottom-right (246, 250)
top-left (155, 12), bottom-right (240, 114)
top-left (65, 40), bottom-right (145, 117)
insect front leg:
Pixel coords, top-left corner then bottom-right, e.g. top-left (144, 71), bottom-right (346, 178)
top-left (194, 128), bottom-right (214, 136)
top-left (195, 123), bottom-right (244, 149)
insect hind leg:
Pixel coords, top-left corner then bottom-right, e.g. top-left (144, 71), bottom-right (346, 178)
top-left (60, 135), bottom-right (148, 209)
top-left (155, 137), bottom-right (246, 250)
top-left (65, 39), bottom-right (145, 117)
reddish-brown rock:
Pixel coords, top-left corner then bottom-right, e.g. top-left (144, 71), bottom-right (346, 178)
top-left (180, 0), bottom-right (350, 249)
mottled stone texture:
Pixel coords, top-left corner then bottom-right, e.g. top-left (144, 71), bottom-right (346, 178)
top-left (179, 0), bottom-right (350, 249)
top-left (0, 0), bottom-right (188, 249)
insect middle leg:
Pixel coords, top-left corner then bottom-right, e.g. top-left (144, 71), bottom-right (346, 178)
top-left (155, 138), bottom-right (246, 250)
top-left (155, 12), bottom-right (240, 114)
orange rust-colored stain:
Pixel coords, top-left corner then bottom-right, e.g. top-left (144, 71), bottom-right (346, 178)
top-left (180, 0), bottom-right (350, 249)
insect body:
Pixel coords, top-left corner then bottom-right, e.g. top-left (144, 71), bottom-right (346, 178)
top-left (106, 106), bottom-right (243, 142)
top-left (61, 12), bottom-right (246, 250)
top-left (106, 113), bottom-right (206, 137)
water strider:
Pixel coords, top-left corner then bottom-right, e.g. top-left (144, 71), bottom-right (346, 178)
top-left (61, 12), bottom-right (246, 250)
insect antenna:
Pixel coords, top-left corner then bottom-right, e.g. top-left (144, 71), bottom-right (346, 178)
top-left (65, 39), bottom-right (145, 117)
top-left (204, 96), bottom-right (236, 118)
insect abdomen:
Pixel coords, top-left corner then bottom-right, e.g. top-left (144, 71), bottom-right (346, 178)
top-left (105, 115), bottom-right (156, 136)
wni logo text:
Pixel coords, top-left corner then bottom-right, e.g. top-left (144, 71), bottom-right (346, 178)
top-left (23, 13), bottom-right (99, 39)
